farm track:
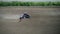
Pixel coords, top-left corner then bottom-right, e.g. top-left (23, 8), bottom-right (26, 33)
top-left (0, 6), bottom-right (60, 34)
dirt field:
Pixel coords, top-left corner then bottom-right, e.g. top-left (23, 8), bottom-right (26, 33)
top-left (0, 6), bottom-right (60, 34)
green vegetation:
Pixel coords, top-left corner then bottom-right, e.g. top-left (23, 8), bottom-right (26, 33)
top-left (0, 1), bottom-right (60, 6)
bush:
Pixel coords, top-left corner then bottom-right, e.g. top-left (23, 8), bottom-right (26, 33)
top-left (0, 1), bottom-right (60, 6)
